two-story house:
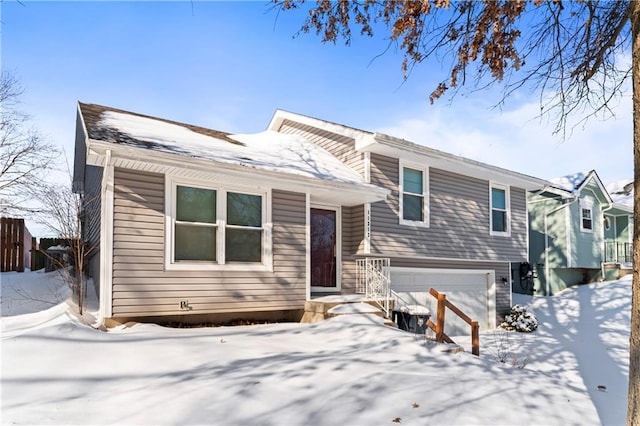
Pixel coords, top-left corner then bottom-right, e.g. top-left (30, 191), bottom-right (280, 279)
top-left (74, 103), bottom-right (547, 332)
top-left (526, 171), bottom-right (633, 296)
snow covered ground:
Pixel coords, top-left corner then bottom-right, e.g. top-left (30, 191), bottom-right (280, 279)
top-left (1, 269), bottom-right (70, 317)
top-left (1, 270), bottom-right (631, 425)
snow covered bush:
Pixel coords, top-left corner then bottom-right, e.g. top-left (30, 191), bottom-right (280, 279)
top-left (500, 305), bottom-right (538, 332)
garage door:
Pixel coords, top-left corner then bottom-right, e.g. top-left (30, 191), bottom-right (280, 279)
top-left (389, 268), bottom-right (496, 336)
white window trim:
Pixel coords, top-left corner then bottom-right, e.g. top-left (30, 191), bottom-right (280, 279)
top-left (489, 182), bottom-right (511, 237)
top-left (399, 161), bottom-right (430, 228)
top-left (164, 176), bottom-right (272, 271)
top-left (580, 201), bottom-right (594, 233)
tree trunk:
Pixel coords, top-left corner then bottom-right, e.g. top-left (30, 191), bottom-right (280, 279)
top-left (629, 2), bottom-right (640, 425)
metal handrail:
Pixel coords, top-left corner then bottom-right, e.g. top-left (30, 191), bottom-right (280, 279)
top-left (356, 258), bottom-right (391, 318)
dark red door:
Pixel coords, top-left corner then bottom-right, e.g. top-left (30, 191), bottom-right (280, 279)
top-left (310, 208), bottom-right (336, 288)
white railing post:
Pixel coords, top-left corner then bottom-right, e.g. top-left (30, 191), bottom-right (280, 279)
top-left (356, 257), bottom-right (391, 317)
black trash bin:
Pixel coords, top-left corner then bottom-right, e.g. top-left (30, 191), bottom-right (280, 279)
top-left (392, 305), bottom-right (431, 334)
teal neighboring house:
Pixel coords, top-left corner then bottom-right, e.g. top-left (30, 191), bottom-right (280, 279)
top-left (525, 170), bottom-right (633, 296)
top-left (603, 179), bottom-right (634, 280)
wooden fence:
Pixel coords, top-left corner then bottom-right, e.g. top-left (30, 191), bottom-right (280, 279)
top-left (1, 217), bottom-right (35, 272)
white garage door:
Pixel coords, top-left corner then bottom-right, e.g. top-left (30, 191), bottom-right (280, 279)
top-left (389, 268), bottom-right (496, 337)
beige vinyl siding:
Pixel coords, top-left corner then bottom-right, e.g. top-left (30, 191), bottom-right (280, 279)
top-left (388, 257), bottom-right (511, 321)
top-left (370, 154), bottom-right (528, 261)
top-left (342, 205), bottom-right (365, 256)
top-left (278, 119), bottom-right (365, 176)
top-left (351, 204), bottom-right (365, 254)
top-left (341, 205), bottom-right (363, 293)
top-left (111, 168), bottom-right (306, 318)
top-left (83, 165), bottom-right (103, 294)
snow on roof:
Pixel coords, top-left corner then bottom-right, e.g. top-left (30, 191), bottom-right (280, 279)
top-left (548, 171), bottom-right (590, 192)
top-left (94, 109), bottom-right (367, 185)
top-left (606, 179), bottom-right (634, 209)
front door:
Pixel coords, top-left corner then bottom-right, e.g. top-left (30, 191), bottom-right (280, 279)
top-left (310, 207), bottom-right (340, 291)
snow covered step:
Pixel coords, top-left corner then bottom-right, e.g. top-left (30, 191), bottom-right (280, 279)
top-left (300, 299), bottom-right (390, 323)
top-left (326, 302), bottom-right (385, 318)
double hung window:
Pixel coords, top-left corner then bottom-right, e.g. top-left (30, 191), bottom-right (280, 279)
top-left (175, 186), bottom-right (218, 261)
top-left (490, 184), bottom-right (510, 236)
top-left (581, 206), bottom-right (593, 231)
top-left (225, 192), bottom-right (263, 262)
top-left (168, 179), bottom-right (269, 269)
top-left (400, 164), bottom-right (429, 226)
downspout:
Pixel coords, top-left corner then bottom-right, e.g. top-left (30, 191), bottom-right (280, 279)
top-left (544, 197), bottom-right (577, 296)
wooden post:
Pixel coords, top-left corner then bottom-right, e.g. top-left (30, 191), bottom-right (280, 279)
top-left (0, 217), bottom-right (7, 272)
top-left (16, 219), bottom-right (24, 273)
top-left (10, 218), bottom-right (19, 271)
top-left (9, 218), bottom-right (16, 271)
top-left (30, 237), bottom-right (37, 271)
top-left (436, 293), bottom-right (446, 343)
top-left (471, 321), bottom-right (480, 356)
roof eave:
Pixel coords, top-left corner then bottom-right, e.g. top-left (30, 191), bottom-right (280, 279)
top-left (356, 133), bottom-right (549, 191)
top-left (610, 203), bottom-right (634, 214)
top-left (541, 186), bottom-right (575, 198)
top-left (86, 139), bottom-right (389, 206)
top-left (578, 170), bottom-right (614, 205)
top-left (72, 102), bottom-right (90, 194)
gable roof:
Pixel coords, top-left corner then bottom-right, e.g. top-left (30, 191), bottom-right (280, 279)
top-left (80, 103), bottom-right (369, 185)
top-left (268, 109), bottom-right (372, 141)
top-left (548, 171), bottom-right (591, 193)
top-left (75, 103), bottom-right (390, 205)
top-left (269, 110), bottom-right (549, 191)
top-left (548, 170), bottom-right (614, 206)
top-left (80, 102), bottom-right (239, 146)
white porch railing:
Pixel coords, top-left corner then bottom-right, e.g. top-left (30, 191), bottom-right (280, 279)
top-left (356, 258), bottom-right (391, 317)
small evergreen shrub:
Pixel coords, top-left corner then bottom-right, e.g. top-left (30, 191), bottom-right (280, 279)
top-left (501, 304), bottom-right (538, 332)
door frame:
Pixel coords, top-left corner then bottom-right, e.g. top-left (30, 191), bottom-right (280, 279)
top-left (309, 203), bottom-right (342, 293)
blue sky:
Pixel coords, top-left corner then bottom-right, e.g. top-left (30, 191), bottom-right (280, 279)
top-left (2, 1), bottom-right (633, 235)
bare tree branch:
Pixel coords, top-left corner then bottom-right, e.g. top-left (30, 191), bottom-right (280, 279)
top-left (273, 1), bottom-right (638, 424)
top-left (0, 71), bottom-right (59, 215)
top-left (34, 180), bottom-right (99, 316)
top-left (275, 0), bottom-right (632, 137)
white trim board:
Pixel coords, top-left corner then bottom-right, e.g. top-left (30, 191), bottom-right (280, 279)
top-left (163, 174), bottom-right (273, 272)
top-left (99, 151), bottom-right (114, 321)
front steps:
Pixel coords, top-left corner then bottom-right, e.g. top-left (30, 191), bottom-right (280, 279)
top-left (300, 297), bottom-right (470, 354)
top-left (301, 296), bottom-right (394, 325)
